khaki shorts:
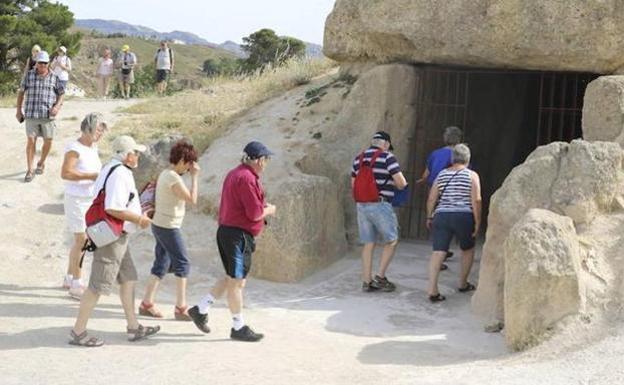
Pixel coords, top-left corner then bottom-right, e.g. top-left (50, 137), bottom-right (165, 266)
top-left (118, 70), bottom-right (135, 84)
top-left (88, 234), bottom-right (138, 295)
top-left (25, 118), bottom-right (56, 139)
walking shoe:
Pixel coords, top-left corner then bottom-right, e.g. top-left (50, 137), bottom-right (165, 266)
top-left (62, 276), bottom-right (72, 290)
top-left (362, 281), bottom-right (380, 292)
top-left (373, 275), bottom-right (396, 292)
top-left (187, 305), bottom-right (210, 333)
top-left (230, 325), bottom-right (264, 342)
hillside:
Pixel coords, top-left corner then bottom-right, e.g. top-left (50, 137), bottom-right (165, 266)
top-left (70, 34), bottom-right (235, 96)
top-left (76, 19), bottom-right (325, 59)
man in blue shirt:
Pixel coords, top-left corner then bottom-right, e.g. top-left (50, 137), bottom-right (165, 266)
top-left (417, 126), bottom-right (463, 265)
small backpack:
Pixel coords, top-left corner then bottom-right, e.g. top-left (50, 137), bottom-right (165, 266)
top-left (139, 180), bottom-right (157, 219)
top-left (352, 149), bottom-right (383, 203)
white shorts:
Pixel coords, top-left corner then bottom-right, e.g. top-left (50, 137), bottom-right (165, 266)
top-left (64, 194), bottom-right (93, 234)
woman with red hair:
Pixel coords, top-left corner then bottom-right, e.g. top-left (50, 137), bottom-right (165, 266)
top-left (139, 140), bottom-right (200, 320)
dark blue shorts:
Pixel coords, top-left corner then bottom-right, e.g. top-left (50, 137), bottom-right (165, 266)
top-left (431, 212), bottom-right (475, 252)
top-left (217, 226), bottom-right (255, 279)
top-left (150, 224), bottom-right (190, 278)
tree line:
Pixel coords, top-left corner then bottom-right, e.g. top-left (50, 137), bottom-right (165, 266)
top-left (203, 29), bottom-right (306, 77)
top-left (0, 0), bottom-right (81, 94)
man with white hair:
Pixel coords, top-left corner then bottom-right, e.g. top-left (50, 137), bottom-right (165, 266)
top-left (69, 135), bottom-right (159, 347)
top-left (16, 50), bottom-right (65, 182)
top-left (188, 141), bottom-right (276, 342)
top-left (351, 131), bottom-right (408, 292)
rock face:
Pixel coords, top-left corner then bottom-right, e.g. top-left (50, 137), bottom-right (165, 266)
top-left (324, 0), bottom-right (624, 73)
top-left (504, 209), bottom-right (582, 351)
top-left (473, 139), bottom-right (624, 350)
top-left (583, 76), bottom-right (624, 146)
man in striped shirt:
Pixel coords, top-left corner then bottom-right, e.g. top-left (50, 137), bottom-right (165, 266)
top-left (351, 131), bottom-right (408, 292)
top-left (16, 50), bottom-right (65, 182)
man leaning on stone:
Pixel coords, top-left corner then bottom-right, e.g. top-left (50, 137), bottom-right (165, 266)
top-left (16, 50), bottom-right (65, 183)
top-left (351, 131), bottom-right (408, 292)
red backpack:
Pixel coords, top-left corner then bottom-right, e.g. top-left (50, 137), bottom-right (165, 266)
top-left (352, 149), bottom-right (382, 202)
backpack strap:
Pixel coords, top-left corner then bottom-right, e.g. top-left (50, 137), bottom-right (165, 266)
top-left (99, 164), bottom-right (123, 194)
top-left (358, 149), bottom-right (383, 169)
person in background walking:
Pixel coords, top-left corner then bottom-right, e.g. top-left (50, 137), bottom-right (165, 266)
top-left (154, 41), bottom-right (174, 96)
top-left (50, 46), bottom-right (72, 91)
top-left (22, 44), bottom-right (41, 79)
top-left (139, 141), bottom-right (199, 321)
top-left (95, 48), bottom-right (114, 99)
top-left (16, 50), bottom-right (64, 183)
top-left (117, 45), bottom-right (137, 99)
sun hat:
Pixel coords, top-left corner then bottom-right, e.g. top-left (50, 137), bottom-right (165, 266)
top-left (58, 46), bottom-right (67, 53)
top-left (122, 44), bottom-right (130, 51)
top-left (112, 135), bottom-right (147, 156)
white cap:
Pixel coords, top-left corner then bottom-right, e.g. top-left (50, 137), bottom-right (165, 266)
top-left (35, 51), bottom-right (50, 63)
top-left (112, 135), bottom-right (147, 156)
top-left (59, 46), bottom-right (67, 53)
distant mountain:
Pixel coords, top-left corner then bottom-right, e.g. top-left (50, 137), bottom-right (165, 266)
top-left (218, 41), bottom-right (247, 58)
top-left (76, 19), bottom-right (324, 58)
top-left (75, 19), bottom-right (216, 47)
top-left (218, 40), bottom-right (324, 59)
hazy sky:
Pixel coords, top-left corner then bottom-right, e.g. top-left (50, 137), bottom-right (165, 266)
top-left (57, 0), bottom-right (336, 44)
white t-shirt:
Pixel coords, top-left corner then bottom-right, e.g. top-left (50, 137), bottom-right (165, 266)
top-left (94, 160), bottom-right (141, 233)
top-left (96, 57), bottom-right (114, 76)
top-left (52, 55), bottom-right (71, 81)
top-left (154, 48), bottom-right (173, 70)
top-left (64, 140), bottom-right (102, 197)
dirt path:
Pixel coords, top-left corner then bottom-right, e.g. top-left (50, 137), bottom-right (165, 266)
top-left (0, 98), bottom-right (623, 385)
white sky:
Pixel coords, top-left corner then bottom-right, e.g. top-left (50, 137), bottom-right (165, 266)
top-left (56, 0), bottom-right (336, 44)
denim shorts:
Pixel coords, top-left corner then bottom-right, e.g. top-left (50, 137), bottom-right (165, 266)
top-left (150, 224), bottom-right (191, 278)
top-left (356, 202), bottom-right (398, 244)
top-left (431, 211), bottom-right (475, 251)
top-left (217, 226), bottom-right (255, 279)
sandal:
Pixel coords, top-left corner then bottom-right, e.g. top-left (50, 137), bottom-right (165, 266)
top-left (428, 293), bottom-right (446, 303)
top-left (458, 282), bottom-right (476, 293)
top-left (68, 330), bottom-right (104, 347)
top-left (445, 251), bottom-right (454, 261)
top-left (174, 305), bottom-right (192, 321)
top-left (440, 263), bottom-right (448, 271)
top-left (24, 171), bottom-right (34, 183)
top-left (127, 324), bottom-right (161, 342)
top-left (138, 301), bottom-right (163, 318)
top-left (35, 162), bottom-right (45, 175)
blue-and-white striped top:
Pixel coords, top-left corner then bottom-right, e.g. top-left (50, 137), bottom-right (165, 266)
top-left (434, 168), bottom-right (473, 214)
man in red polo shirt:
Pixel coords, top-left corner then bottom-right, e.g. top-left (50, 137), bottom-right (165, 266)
top-left (188, 141), bottom-right (276, 342)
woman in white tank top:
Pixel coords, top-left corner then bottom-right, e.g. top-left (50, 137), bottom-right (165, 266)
top-left (60, 113), bottom-right (108, 299)
top-left (425, 144), bottom-right (482, 303)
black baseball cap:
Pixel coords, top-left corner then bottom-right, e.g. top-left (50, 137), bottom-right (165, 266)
top-left (372, 131), bottom-right (394, 150)
top-left (243, 141), bottom-right (274, 159)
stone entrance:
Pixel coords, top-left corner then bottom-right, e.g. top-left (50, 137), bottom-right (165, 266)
top-left (399, 66), bottom-right (598, 239)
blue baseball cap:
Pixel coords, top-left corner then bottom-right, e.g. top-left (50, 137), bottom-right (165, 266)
top-left (243, 141), bottom-right (274, 159)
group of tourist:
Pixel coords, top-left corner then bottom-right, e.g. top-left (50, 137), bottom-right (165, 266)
top-left (14, 41), bottom-right (480, 349)
top-left (351, 127), bottom-right (482, 303)
top-left (23, 41), bottom-right (174, 102)
top-left (94, 40), bottom-right (174, 99)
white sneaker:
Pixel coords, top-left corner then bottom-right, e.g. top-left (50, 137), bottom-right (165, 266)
top-left (62, 276), bottom-right (72, 290)
top-left (68, 286), bottom-right (84, 300)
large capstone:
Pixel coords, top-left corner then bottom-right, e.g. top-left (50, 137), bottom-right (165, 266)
top-left (324, 0), bottom-right (624, 73)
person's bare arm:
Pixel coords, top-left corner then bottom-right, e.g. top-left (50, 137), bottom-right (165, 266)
top-left (16, 90), bottom-right (25, 122)
top-left (392, 171), bottom-right (408, 190)
top-left (105, 209), bottom-right (151, 229)
top-left (426, 183), bottom-right (440, 230)
top-left (416, 168), bottom-right (429, 184)
top-left (471, 171), bottom-right (483, 237)
top-left (50, 93), bottom-right (64, 117)
top-left (61, 151), bottom-right (98, 181)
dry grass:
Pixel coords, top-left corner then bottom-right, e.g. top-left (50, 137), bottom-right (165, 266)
top-left (0, 95), bottom-right (15, 108)
top-left (112, 57), bottom-right (336, 152)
